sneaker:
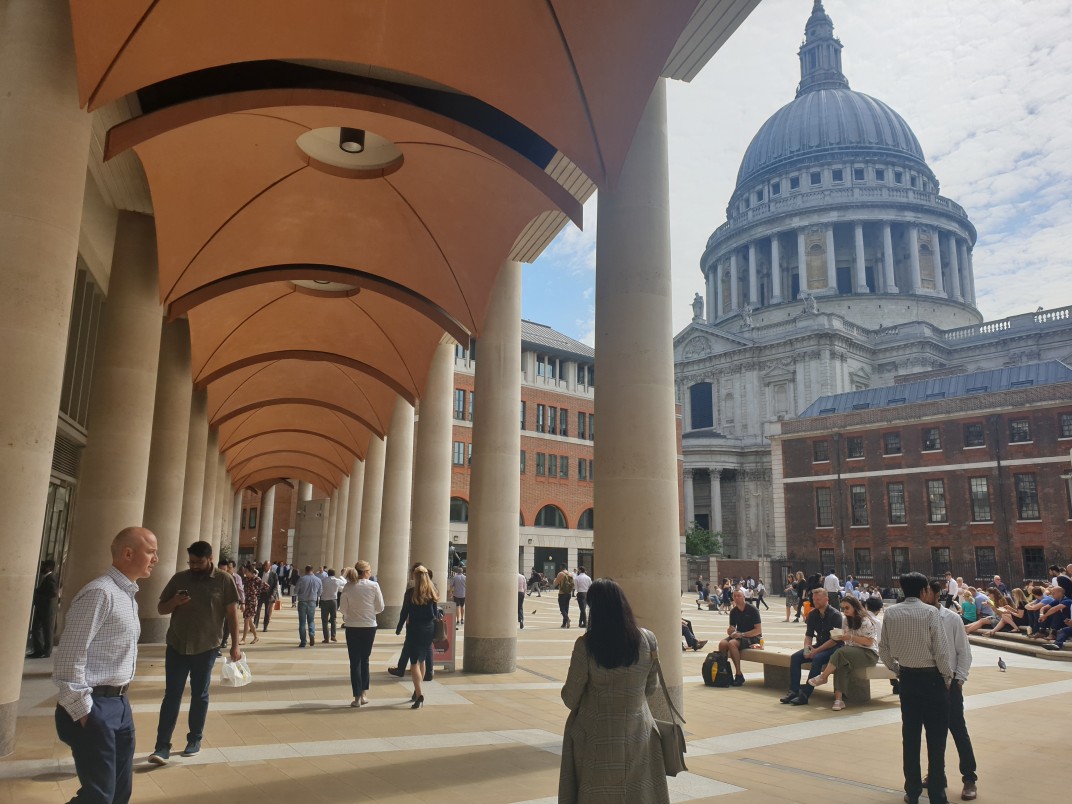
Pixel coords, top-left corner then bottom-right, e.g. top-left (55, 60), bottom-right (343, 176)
top-left (147, 748), bottom-right (170, 766)
top-left (298, 643), bottom-right (307, 648)
top-left (1043, 643), bottom-right (1064, 651)
top-left (695, 640), bottom-right (708, 651)
top-left (731, 674), bottom-right (745, 687)
top-left (350, 698), bottom-right (362, 708)
top-left (831, 699), bottom-right (846, 711)
top-left (181, 740), bottom-right (201, 757)
top-left (961, 782), bottom-right (977, 800)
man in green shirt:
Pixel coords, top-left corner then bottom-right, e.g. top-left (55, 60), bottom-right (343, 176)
top-left (148, 541), bottom-right (241, 765)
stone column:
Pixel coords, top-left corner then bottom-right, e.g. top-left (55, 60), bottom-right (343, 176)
top-left (747, 242), bottom-right (758, 306)
top-left (177, 390), bottom-right (209, 563)
top-left (729, 253), bottom-right (739, 312)
top-left (965, 247), bottom-right (977, 304)
top-left (410, 340), bottom-right (454, 577)
top-left (139, 319), bottom-right (193, 642)
top-left (824, 225), bottom-right (837, 291)
top-left (683, 469), bottom-right (695, 528)
top-left (932, 229), bottom-right (945, 294)
top-left (710, 469), bottom-right (724, 533)
top-left (331, 477), bottom-right (350, 570)
top-left (231, 490), bottom-right (242, 558)
top-left (0, 1), bottom-right (92, 751)
top-left (358, 437), bottom-right (387, 571)
top-left (715, 263), bottom-right (724, 320)
top-left (343, 459), bottom-right (364, 567)
top-left (947, 233), bottom-right (963, 301)
top-left (298, 481), bottom-right (313, 502)
top-left (464, 261), bottom-right (522, 673)
top-left (706, 267), bottom-right (717, 324)
top-left (61, 213), bottom-right (163, 626)
top-left (907, 225), bottom-right (922, 293)
top-left (199, 429), bottom-right (219, 551)
top-left (592, 80), bottom-right (682, 707)
top-left (323, 489), bottom-right (338, 567)
top-left (219, 472), bottom-right (232, 554)
top-left (853, 222), bottom-right (868, 293)
top-left (882, 223), bottom-right (898, 293)
top-left (210, 454), bottom-right (226, 556)
top-left (796, 229), bottom-right (807, 300)
top-left (376, 397), bottom-right (415, 627)
top-left (770, 235), bottom-right (783, 303)
top-left (256, 485), bottom-right (276, 564)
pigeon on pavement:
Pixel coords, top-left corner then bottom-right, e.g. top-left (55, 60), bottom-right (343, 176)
top-left (997, 657), bottom-right (1007, 672)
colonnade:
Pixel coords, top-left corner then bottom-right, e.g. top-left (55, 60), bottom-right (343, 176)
top-left (682, 468), bottom-right (724, 534)
top-left (707, 220), bottom-right (976, 322)
top-left (0, 5), bottom-right (687, 751)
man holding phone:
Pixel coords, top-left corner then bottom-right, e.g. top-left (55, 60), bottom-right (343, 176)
top-left (148, 541), bottom-right (241, 765)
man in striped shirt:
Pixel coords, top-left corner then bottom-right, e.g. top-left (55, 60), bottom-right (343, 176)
top-left (52, 526), bottom-right (159, 804)
top-left (878, 572), bottom-right (953, 804)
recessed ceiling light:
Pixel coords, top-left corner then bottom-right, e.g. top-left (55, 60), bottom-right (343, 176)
top-left (339, 127), bottom-right (365, 153)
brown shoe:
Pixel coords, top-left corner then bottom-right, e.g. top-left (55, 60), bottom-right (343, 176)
top-left (961, 783), bottom-right (977, 801)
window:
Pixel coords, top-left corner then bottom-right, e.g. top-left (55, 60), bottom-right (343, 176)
top-left (520, 401), bottom-right (526, 430)
top-left (559, 408), bottom-right (568, 436)
top-left (931, 547), bottom-right (951, 575)
top-left (813, 440), bottom-right (830, 462)
top-left (1009, 418), bottom-right (1031, 443)
top-left (847, 437), bottom-right (864, 459)
top-left (888, 482), bottom-right (906, 524)
top-left (854, 548), bottom-right (872, 577)
top-left (578, 458), bottom-right (587, 481)
top-left (810, 170), bottom-right (822, 186)
top-left (817, 549), bottom-right (834, 575)
top-left (536, 404), bottom-right (545, 433)
top-left (588, 413), bottom-right (595, 441)
top-left (536, 453), bottom-right (546, 476)
top-left (689, 382), bottom-right (714, 430)
top-left (771, 180), bottom-right (781, 196)
top-left (548, 406), bottom-right (557, 436)
top-left (241, 508), bottom-right (247, 529)
top-left (1060, 413), bottom-right (1072, 438)
top-left (1015, 474), bottom-right (1040, 519)
top-left (850, 485), bottom-right (868, 526)
top-left (559, 455), bottom-right (569, 478)
top-left (535, 504), bottom-right (566, 528)
top-left (831, 168), bottom-right (844, 182)
top-left (891, 547), bottom-right (911, 576)
top-left (453, 388), bottom-right (466, 420)
top-left (577, 412), bottom-right (586, 440)
top-left (755, 189), bottom-right (764, 203)
top-left (452, 441), bottom-right (466, 466)
top-left (449, 497), bottom-right (469, 523)
top-left (546, 453), bottom-right (557, 478)
top-left (789, 175), bottom-right (800, 191)
top-left (588, 459), bottom-right (594, 480)
top-left (875, 168), bottom-right (886, 182)
top-left (520, 450), bottom-right (526, 474)
top-left (536, 355), bottom-right (545, 377)
top-left (927, 479), bottom-right (947, 523)
top-left (468, 391), bottom-right (474, 421)
top-left (816, 487), bottom-right (833, 527)
top-left (547, 357), bottom-right (558, 380)
top-left (883, 432), bottom-right (902, 455)
top-left (468, 443), bottom-right (472, 465)
top-left (248, 508), bottom-right (257, 529)
top-left (894, 169), bottom-right (904, 184)
top-left (910, 174), bottom-right (918, 188)
top-left (1023, 547), bottom-right (1046, 579)
top-left (853, 167), bottom-right (865, 182)
top-left (969, 477), bottom-right (992, 521)
top-left (964, 423), bottom-right (985, 447)
top-left (578, 508), bottom-right (594, 529)
top-left (922, 427), bottom-right (941, 451)
top-left (975, 547), bottom-right (997, 578)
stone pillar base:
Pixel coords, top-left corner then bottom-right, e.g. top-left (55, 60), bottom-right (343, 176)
top-left (648, 682), bottom-right (683, 720)
top-left (462, 636), bottom-right (517, 673)
top-left (0, 699), bottom-right (16, 757)
top-left (138, 617), bottom-right (171, 644)
top-left (377, 606), bottom-right (402, 630)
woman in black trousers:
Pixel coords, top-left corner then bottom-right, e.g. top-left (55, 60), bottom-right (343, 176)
top-left (396, 565), bottom-right (439, 709)
top-left (339, 562), bottom-right (384, 707)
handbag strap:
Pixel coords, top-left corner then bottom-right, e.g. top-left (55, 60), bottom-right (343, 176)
top-left (650, 649), bottom-right (686, 725)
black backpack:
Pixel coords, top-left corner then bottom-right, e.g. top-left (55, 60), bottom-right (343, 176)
top-left (701, 651), bottom-right (732, 687)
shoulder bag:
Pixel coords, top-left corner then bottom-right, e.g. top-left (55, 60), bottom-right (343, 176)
top-left (650, 649), bottom-right (688, 777)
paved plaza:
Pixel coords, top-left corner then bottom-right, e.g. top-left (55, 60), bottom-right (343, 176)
top-left (4, 594), bottom-right (1067, 803)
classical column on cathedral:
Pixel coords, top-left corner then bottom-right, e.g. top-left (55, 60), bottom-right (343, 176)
top-left (729, 253), bottom-right (740, 313)
top-left (747, 242), bottom-right (758, 306)
top-left (796, 229), bottom-right (807, 299)
top-left (932, 229), bottom-right (945, 294)
top-left (770, 235), bottom-right (783, 303)
top-left (715, 263), bottom-right (725, 320)
top-left (706, 267), bottom-right (718, 324)
top-left (947, 233), bottom-right (963, 301)
top-left (683, 469), bottom-right (695, 527)
top-left (376, 397), bottom-right (415, 628)
top-left (592, 79), bottom-right (683, 711)
top-left (965, 246), bottom-right (977, 305)
top-left (140, 319), bottom-right (193, 642)
top-left (853, 223), bottom-right (868, 293)
top-left (824, 225), bottom-right (837, 291)
top-left (907, 225), bottom-right (922, 293)
top-left (882, 223), bottom-right (898, 293)
top-left (710, 469), bottom-right (724, 534)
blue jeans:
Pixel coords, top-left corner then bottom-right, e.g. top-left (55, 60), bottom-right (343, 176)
top-left (1053, 625), bottom-right (1072, 646)
top-left (155, 646), bottom-right (217, 751)
top-left (55, 696), bottom-right (135, 804)
top-left (789, 646), bottom-right (840, 698)
top-left (298, 600), bottom-right (317, 644)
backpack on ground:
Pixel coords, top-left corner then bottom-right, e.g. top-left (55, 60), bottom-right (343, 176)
top-left (559, 572), bottom-right (575, 597)
top-left (701, 651), bottom-right (732, 687)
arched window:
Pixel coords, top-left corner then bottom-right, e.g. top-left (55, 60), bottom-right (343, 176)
top-left (449, 496), bottom-right (469, 523)
top-left (535, 504), bottom-right (567, 528)
top-left (577, 508), bottom-right (594, 530)
top-left (689, 382), bottom-right (713, 430)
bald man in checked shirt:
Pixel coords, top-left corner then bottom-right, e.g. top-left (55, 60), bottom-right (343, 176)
top-left (52, 527), bottom-right (159, 804)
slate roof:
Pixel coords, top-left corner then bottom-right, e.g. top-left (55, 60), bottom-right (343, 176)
top-left (521, 319), bottom-right (594, 360)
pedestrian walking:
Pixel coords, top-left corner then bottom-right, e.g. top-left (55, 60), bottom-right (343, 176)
top-left (340, 562), bottom-right (384, 707)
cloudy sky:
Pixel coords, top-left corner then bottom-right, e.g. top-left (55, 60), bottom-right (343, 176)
top-left (521, 0), bottom-right (1072, 345)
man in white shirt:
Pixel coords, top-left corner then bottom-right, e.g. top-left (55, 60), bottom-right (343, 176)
top-left (319, 569), bottom-right (345, 643)
top-left (926, 580), bottom-right (977, 801)
top-left (574, 567), bottom-right (593, 628)
top-left (943, 571), bottom-right (959, 608)
top-left (517, 572), bottom-right (527, 629)
top-left (823, 570), bottom-right (841, 604)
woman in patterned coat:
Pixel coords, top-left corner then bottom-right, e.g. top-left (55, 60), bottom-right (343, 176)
top-left (558, 578), bottom-right (669, 803)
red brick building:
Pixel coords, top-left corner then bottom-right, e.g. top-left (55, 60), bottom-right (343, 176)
top-left (769, 362), bottom-right (1072, 588)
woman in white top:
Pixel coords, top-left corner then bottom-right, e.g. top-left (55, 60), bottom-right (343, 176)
top-left (339, 561), bottom-right (384, 707)
top-left (807, 595), bottom-right (881, 710)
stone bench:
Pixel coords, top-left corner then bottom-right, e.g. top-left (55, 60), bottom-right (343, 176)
top-left (738, 647), bottom-right (896, 702)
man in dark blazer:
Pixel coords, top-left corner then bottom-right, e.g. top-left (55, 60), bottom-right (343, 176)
top-left (29, 559), bottom-right (58, 658)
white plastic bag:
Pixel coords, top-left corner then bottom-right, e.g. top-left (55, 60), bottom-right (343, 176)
top-left (221, 655), bottom-right (252, 687)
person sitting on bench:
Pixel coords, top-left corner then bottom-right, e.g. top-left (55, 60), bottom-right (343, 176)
top-left (717, 589), bottom-right (762, 687)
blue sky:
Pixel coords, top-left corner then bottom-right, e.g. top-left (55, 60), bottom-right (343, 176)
top-left (521, 0), bottom-right (1072, 345)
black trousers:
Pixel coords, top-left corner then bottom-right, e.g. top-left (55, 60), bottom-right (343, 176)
top-left (254, 594), bottom-right (273, 629)
top-left (56, 696), bottom-right (135, 804)
top-left (558, 594), bottom-right (570, 623)
top-left (517, 592), bottom-right (524, 626)
top-left (345, 626), bottom-right (377, 697)
top-left (30, 599), bottom-right (56, 656)
top-left (576, 592), bottom-right (588, 626)
top-left (899, 669), bottom-right (950, 803)
top-left (948, 680), bottom-right (977, 784)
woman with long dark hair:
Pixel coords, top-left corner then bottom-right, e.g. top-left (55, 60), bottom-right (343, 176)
top-left (558, 578), bottom-right (669, 803)
top-left (395, 564), bottom-right (438, 709)
top-left (807, 594), bottom-right (880, 710)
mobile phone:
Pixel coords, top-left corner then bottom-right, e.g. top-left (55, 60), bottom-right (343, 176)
top-left (178, 589), bottom-right (190, 597)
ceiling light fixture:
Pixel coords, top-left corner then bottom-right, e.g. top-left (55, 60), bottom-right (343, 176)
top-left (339, 127), bottom-right (366, 154)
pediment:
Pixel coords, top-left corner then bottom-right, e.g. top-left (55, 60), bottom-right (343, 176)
top-left (674, 323), bottom-right (752, 362)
